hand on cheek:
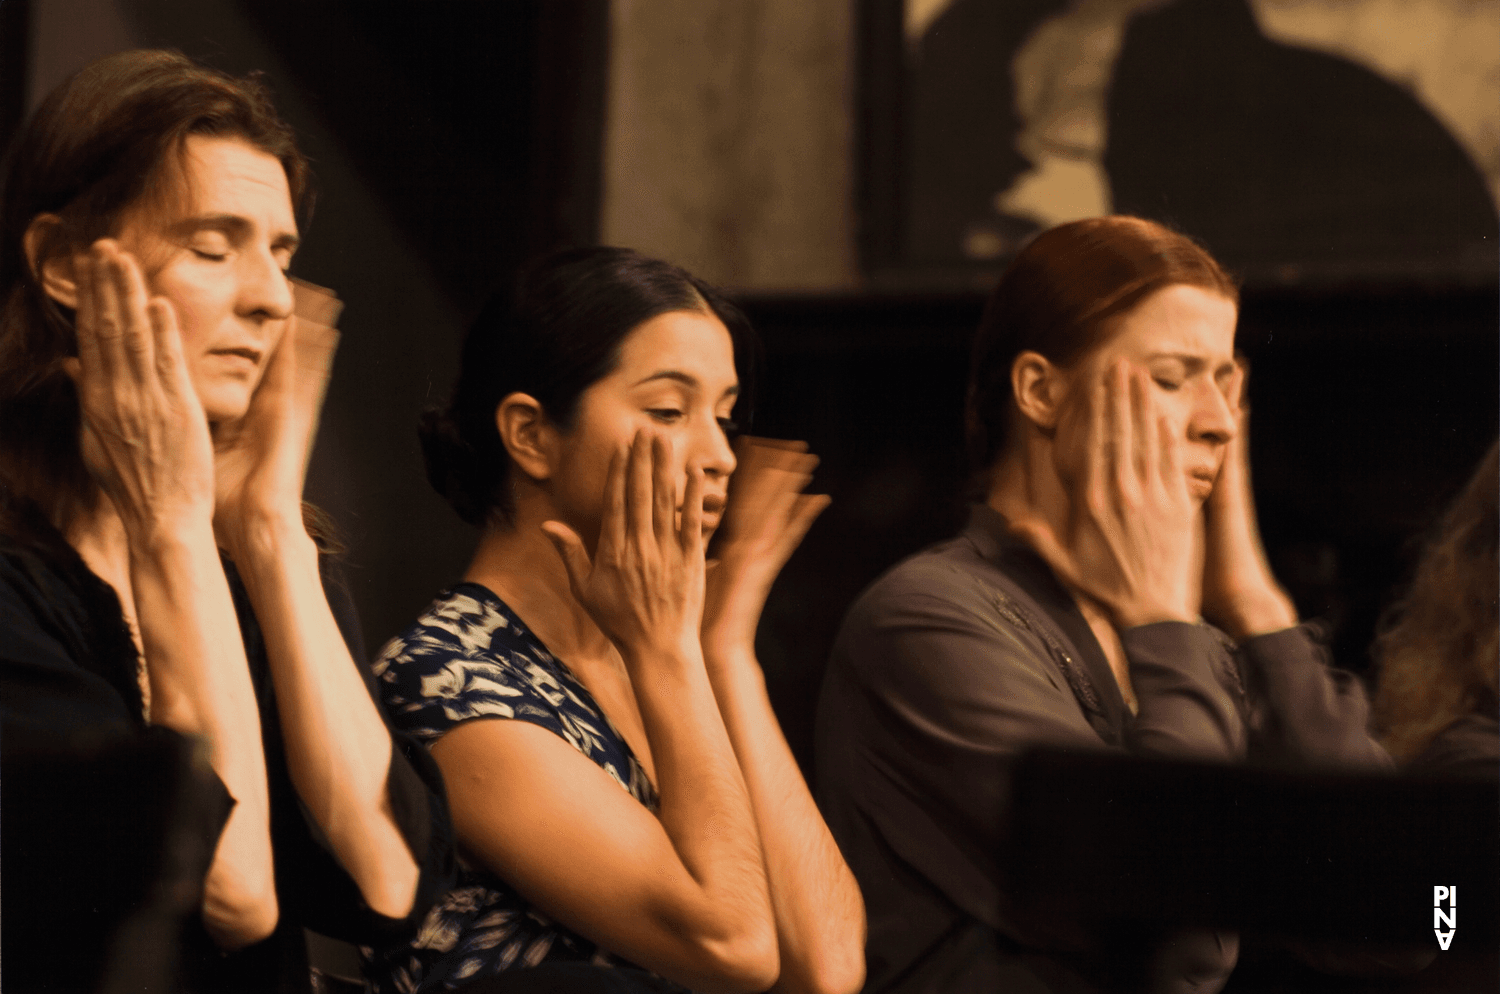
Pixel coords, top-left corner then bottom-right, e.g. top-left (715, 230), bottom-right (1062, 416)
top-left (69, 239), bottom-right (216, 538)
top-left (1013, 360), bottom-right (1199, 629)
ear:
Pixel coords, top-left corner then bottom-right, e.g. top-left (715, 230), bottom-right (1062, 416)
top-left (23, 214), bottom-right (80, 310)
top-left (496, 393), bottom-right (556, 482)
top-left (1010, 350), bottom-right (1068, 433)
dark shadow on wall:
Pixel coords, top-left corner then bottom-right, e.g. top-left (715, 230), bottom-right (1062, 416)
top-left (1106, 0), bottom-right (1499, 283)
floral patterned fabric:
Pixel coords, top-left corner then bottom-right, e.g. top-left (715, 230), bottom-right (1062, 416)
top-left (364, 582), bottom-right (674, 993)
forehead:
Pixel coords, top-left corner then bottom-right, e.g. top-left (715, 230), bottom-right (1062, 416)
top-left (1095, 283), bottom-right (1238, 360)
top-left (149, 134), bottom-right (295, 228)
top-left (614, 309), bottom-right (738, 385)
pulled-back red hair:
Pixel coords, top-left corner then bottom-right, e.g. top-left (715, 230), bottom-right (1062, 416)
top-left (965, 216), bottom-right (1237, 477)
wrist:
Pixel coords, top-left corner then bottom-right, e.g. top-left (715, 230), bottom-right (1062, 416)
top-left (221, 507), bottom-right (315, 565)
top-left (1112, 597), bottom-right (1197, 630)
top-left (126, 511), bottom-right (218, 563)
top-left (1218, 589), bottom-right (1298, 641)
top-left (618, 638), bottom-right (707, 677)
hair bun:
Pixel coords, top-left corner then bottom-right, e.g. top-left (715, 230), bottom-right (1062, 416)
top-left (417, 406), bottom-right (487, 527)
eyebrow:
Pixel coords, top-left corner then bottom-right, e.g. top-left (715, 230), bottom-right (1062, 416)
top-left (170, 213), bottom-right (301, 252)
top-left (633, 369), bottom-right (740, 398)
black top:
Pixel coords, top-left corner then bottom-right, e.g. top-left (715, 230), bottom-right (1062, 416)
top-left (0, 508), bottom-right (454, 994)
top-left (815, 505), bottom-right (1389, 994)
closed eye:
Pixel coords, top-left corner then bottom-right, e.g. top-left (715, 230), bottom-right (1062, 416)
top-left (192, 249), bottom-right (228, 262)
top-left (1153, 378), bottom-right (1182, 391)
top-left (717, 417), bottom-right (740, 439)
top-left (647, 408), bottom-right (684, 424)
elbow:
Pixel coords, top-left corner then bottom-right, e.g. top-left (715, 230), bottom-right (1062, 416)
top-left (796, 945), bottom-right (866, 994)
top-left (695, 917), bottom-right (781, 994)
top-left (202, 873), bottom-right (279, 950)
top-left (775, 925), bottom-right (867, 994)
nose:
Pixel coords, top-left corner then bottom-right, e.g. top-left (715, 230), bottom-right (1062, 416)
top-left (694, 413), bottom-right (738, 483)
top-left (237, 246), bottom-right (293, 324)
top-left (1189, 378), bottom-right (1238, 446)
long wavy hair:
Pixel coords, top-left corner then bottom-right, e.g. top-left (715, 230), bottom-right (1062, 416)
top-left (0, 49), bottom-right (311, 536)
top-left (1373, 441), bottom-right (1499, 761)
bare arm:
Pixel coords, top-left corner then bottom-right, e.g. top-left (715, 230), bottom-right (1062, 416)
top-left (701, 439), bottom-right (865, 994)
top-left (213, 287), bottom-right (419, 919)
top-left (520, 430), bottom-right (777, 993)
top-left (72, 242), bottom-right (275, 947)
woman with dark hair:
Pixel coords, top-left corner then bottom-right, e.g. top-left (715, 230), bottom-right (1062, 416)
top-left (815, 216), bottom-right (1388, 994)
top-left (365, 246), bottom-right (865, 994)
top-left (1374, 440), bottom-right (1499, 778)
top-left (0, 50), bottom-right (451, 991)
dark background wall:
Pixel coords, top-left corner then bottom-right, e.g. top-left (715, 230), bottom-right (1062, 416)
top-left (3, 0), bottom-right (1496, 776)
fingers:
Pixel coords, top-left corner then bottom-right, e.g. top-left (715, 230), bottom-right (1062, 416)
top-left (597, 443), bottom-right (628, 562)
top-left (625, 430), bottom-right (655, 545)
top-left (540, 521), bottom-right (592, 598)
top-left (650, 433), bottom-right (675, 541)
top-left (680, 465), bottom-right (705, 557)
top-left (782, 492), bottom-right (831, 553)
top-left (74, 241), bottom-right (169, 387)
top-left (290, 277), bottom-right (343, 329)
top-left (1129, 364), bottom-right (1155, 486)
top-left (289, 279), bottom-right (342, 423)
top-left (146, 297), bottom-right (187, 390)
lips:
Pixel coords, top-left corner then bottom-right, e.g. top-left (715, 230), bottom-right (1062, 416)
top-left (210, 346), bottom-right (263, 364)
top-left (1188, 468), bottom-right (1218, 496)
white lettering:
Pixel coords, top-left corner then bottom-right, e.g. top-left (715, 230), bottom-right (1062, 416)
top-left (1435, 908), bottom-right (1456, 928)
top-left (1436, 931), bottom-right (1455, 950)
top-left (1434, 886), bottom-right (1450, 904)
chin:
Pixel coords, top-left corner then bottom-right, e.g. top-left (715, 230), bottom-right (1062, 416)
top-left (199, 390), bottom-right (254, 426)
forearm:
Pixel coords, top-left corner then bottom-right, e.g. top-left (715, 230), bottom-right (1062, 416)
top-left (231, 512), bottom-right (419, 918)
top-left (704, 643), bottom-right (866, 994)
top-left (624, 643), bottom-right (777, 973)
top-left (130, 521), bottom-right (276, 948)
top-left (1239, 627), bottom-right (1390, 768)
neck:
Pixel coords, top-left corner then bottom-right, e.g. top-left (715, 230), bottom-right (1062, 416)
top-left (984, 434), bottom-right (1070, 554)
top-left (463, 498), bottom-right (613, 665)
top-left (985, 435), bottom-right (1138, 712)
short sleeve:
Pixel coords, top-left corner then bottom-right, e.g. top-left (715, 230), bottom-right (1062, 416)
top-left (375, 589), bottom-right (567, 741)
top-left (375, 586), bottom-right (654, 808)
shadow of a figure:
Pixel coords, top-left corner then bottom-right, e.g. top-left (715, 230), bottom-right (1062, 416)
top-left (1105, 0), bottom-right (1499, 281)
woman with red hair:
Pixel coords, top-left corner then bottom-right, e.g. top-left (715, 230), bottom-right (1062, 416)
top-left (817, 216), bottom-right (1388, 994)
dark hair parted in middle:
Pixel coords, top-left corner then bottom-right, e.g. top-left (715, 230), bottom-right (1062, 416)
top-left (420, 246), bottom-right (758, 527)
top-left (965, 215), bottom-right (1238, 477)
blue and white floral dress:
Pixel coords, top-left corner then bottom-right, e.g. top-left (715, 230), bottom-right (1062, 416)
top-left (364, 582), bottom-right (676, 993)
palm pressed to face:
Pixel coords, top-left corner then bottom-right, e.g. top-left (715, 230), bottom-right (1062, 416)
top-left (1056, 283), bottom-right (1239, 504)
top-left (550, 309), bottom-right (740, 548)
top-left (112, 135), bottom-right (299, 424)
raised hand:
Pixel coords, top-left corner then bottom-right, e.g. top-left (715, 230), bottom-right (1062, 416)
top-left (1199, 360), bottom-right (1297, 639)
top-left (213, 279), bottom-right (341, 556)
top-left (68, 240), bottom-right (215, 538)
top-left (541, 431), bottom-right (707, 663)
top-left (702, 437), bottom-right (829, 656)
top-left (1010, 360), bottom-right (1199, 629)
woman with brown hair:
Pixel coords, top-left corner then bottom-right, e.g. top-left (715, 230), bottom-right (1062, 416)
top-left (816, 215), bottom-right (1389, 994)
top-left (0, 50), bottom-right (451, 991)
top-left (364, 246), bottom-right (865, 994)
top-left (1374, 440), bottom-right (1499, 777)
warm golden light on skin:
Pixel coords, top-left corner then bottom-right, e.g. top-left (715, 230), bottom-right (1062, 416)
top-left (1055, 284), bottom-right (1240, 505)
top-left (111, 135), bottom-right (299, 425)
top-left (549, 309), bottom-right (741, 546)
